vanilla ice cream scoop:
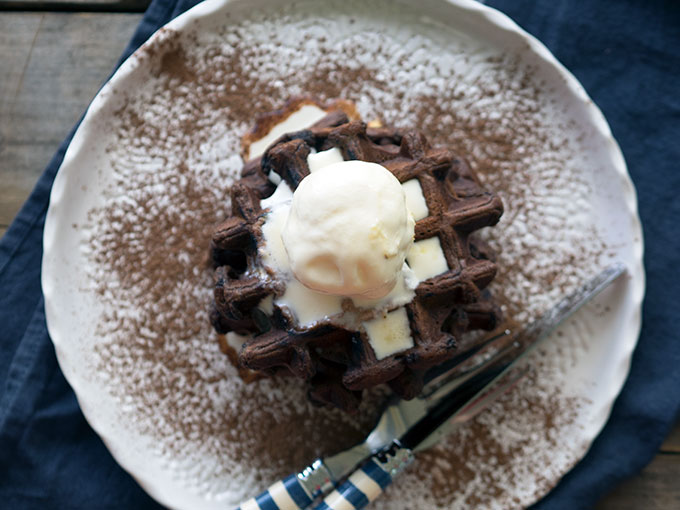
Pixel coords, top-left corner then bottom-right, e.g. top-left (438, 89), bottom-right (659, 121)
top-left (281, 160), bottom-right (415, 299)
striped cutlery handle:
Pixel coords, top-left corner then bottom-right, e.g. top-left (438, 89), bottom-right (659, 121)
top-left (236, 460), bottom-right (335, 510)
top-left (311, 441), bottom-right (414, 510)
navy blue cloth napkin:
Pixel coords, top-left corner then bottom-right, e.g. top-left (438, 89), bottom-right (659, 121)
top-left (1, 0), bottom-right (678, 508)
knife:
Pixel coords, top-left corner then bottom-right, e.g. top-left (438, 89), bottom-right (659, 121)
top-left (236, 263), bottom-right (626, 510)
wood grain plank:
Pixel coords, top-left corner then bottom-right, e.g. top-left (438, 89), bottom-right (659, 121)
top-left (661, 420), bottom-right (680, 453)
top-left (0, 12), bottom-right (141, 226)
top-left (0, 13), bottom-right (42, 114)
top-left (0, 0), bottom-right (151, 13)
top-left (1, 0), bottom-right (147, 4)
top-left (595, 453), bottom-right (680, 509)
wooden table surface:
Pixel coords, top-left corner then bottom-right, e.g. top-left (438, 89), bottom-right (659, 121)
top-left (1, 2), bottom-right (678, 508)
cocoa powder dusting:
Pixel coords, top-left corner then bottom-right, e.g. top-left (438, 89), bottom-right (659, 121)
top-left (87, 3), bottom-right (611, 508)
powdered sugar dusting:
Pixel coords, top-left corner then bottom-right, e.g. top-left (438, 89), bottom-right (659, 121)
top-left (85, 1), bottom-right (612, 507)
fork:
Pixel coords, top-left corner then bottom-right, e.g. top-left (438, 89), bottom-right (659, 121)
top-left (236, 263), bottom-right (626, 510)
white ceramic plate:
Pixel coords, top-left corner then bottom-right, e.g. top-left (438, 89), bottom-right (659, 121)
top-left (42, 0), bottom-right (644, 508)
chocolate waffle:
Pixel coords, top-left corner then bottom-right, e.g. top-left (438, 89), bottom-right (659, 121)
top-left (210, 109), bottom-right (504, 412)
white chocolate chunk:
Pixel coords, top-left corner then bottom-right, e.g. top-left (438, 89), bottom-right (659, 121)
top-left (225, 331), bottom-right (252, 352)
top-left (363, 307), bottom-right (414, 360)
top-left (307, 147), bottom-right (344, 172)
top-left (406, 237), bottom-right (449, 281)
top-left (402, 179), bottom-right (429, 221)
top-left (278, 279), bottom-right (344, 326)
top-left (247, 104), bottom-right (327, 160)
top-left (268, 170), bottom-right (282, 185)
top-left (257, 295), bottom-right (274, 316)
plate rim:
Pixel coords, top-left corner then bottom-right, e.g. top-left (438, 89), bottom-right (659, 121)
top-left (41, 0), bottom-right (646, 508)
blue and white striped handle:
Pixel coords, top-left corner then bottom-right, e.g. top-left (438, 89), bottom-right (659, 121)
top-left (236, 459), bottom-right (335, 510)
top-left (236, 474), bottom-right (314, 510)
top-left (311, 442), bottom-right (414, 510)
